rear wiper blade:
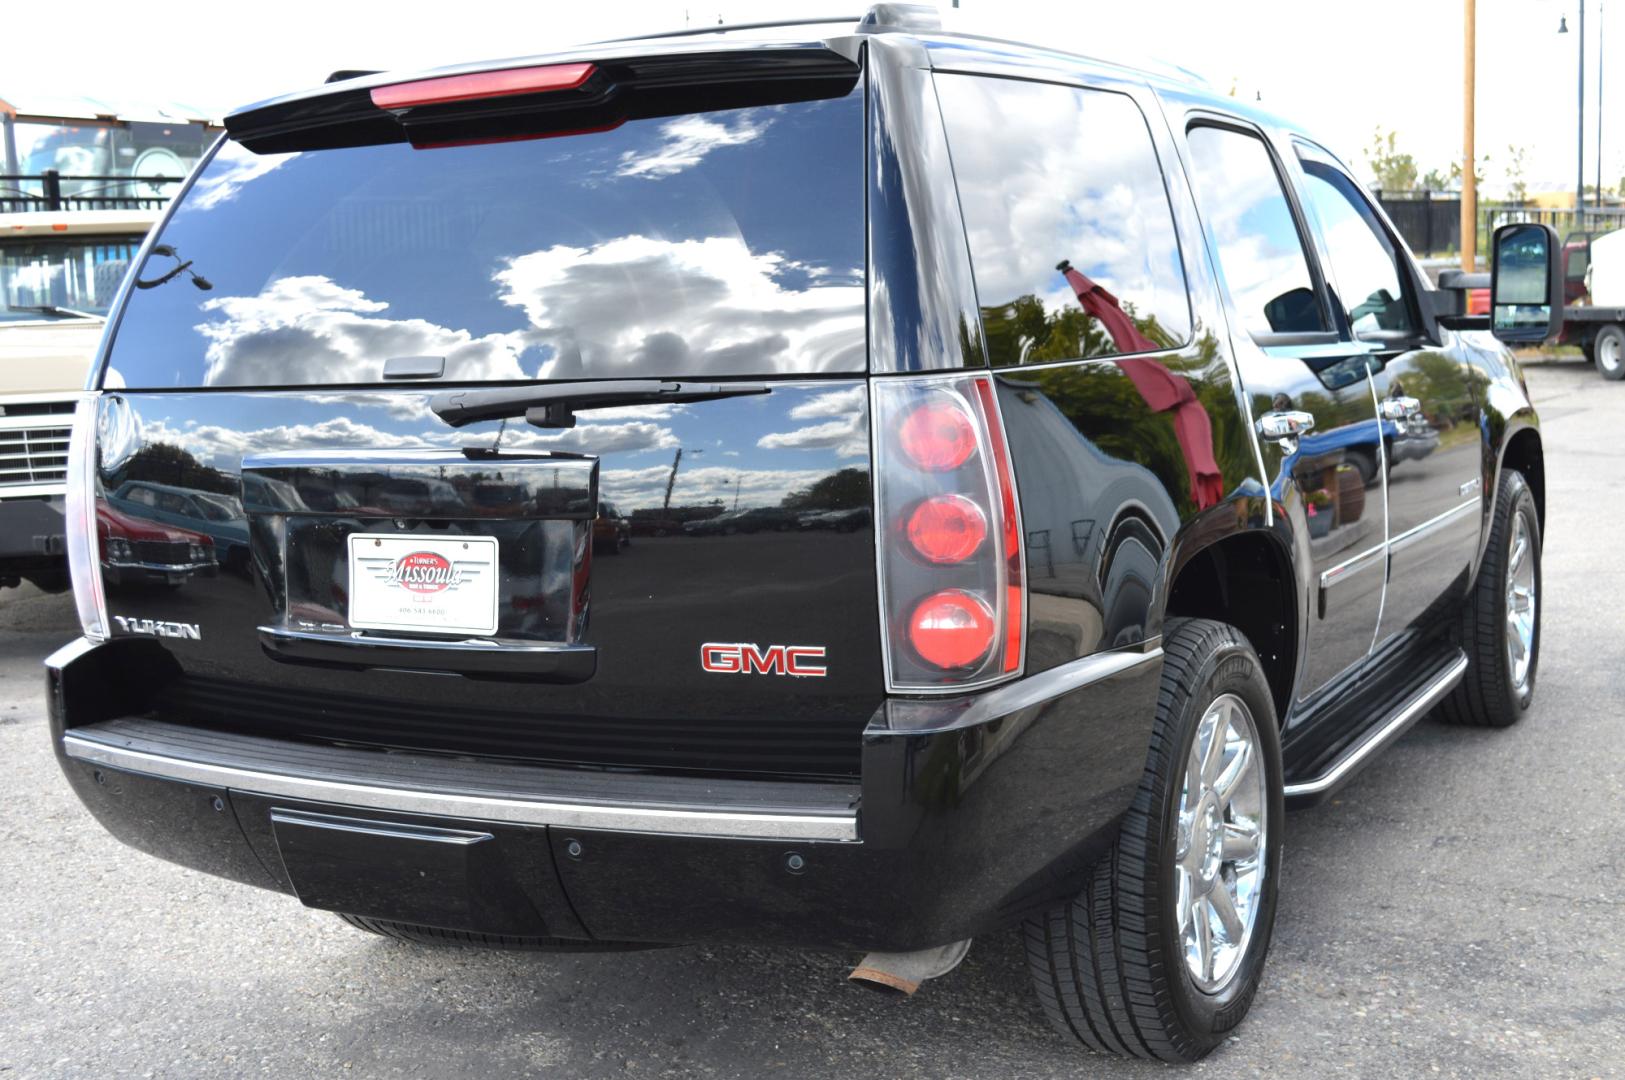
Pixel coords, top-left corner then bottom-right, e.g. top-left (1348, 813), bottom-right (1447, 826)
top-left (430, 380), bottom-right (771, 429)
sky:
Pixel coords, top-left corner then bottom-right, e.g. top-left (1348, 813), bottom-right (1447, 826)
top-left (5, 0), bottom-right (1619, 196)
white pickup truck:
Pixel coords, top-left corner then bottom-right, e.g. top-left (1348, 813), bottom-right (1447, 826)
top-left (0, 210), bottom-right (157, 589)
top-left (1569, 227), bottom-right (1625, 378)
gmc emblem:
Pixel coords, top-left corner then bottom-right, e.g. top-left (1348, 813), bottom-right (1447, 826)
top-left (700, 642), bottom-right (827, 678)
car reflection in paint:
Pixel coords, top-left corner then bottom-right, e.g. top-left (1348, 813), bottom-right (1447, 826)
top-left (796, 506), bottom-right (871, 532)
top-left (97, 500), bottom-right (216, 588)
top-left (682, 506), bottom-right (797, 536)
top-left (106, 480), bottom-right (249, 575)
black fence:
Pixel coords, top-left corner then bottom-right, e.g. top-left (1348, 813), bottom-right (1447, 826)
top-left (0, 169), bottom-right (183, 214)
top-left (1374, 191), bottom-right (1461, 256)
top-left (1479, 205), bottom-right (1625, 242)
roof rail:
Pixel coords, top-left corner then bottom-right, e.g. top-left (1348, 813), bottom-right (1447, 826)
top-left (596, 16), bottom-right (860, 45)
top-left (596, 5), bottom-right (941, 44)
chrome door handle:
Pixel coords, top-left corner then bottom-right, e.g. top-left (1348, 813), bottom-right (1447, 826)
top-left (1257, 410), bottom-right (1316, 441)
top-left (1379, 396), bottom-right (1421, 420)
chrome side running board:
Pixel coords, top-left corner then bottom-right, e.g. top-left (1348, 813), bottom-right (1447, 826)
top-left (1283, 651), bottom-right (1469, 802)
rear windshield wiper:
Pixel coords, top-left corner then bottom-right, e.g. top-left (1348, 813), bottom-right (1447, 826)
top-left (430, 380), bottom-right (770, 429)
top-left (10, 304), bottom-right (100, 321)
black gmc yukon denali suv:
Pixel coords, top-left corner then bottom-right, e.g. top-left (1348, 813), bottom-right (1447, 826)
top-left (50, 7), bottom-right (1553, 1061)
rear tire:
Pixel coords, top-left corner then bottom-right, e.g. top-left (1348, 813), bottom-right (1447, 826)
top-left (335, 913), bottom-right (667, 951)
top-left (1024, 618), bottom-right (1283, 1061)
top-left (1596, 324), bottom-right (1625, 380)
top-left (1438, 468), bottom-right (1541, 727)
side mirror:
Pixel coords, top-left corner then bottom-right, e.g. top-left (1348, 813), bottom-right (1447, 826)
top-left (1490, 223), bottom-right (1564, 343)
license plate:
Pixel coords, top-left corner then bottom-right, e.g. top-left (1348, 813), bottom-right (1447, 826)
top-left (347, 534), bottom-right (499, 637)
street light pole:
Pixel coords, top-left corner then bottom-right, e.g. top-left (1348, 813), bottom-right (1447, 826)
top-left (1579, 0), bottom-right (1588, 215)
top-left (1462, 0), bottom-right (1477, 271)
top-left (1599, 2), bottom-right (1606, 208)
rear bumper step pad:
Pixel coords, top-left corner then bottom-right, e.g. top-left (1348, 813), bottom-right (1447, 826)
top-left (62, 717), bottom-right (859, 842)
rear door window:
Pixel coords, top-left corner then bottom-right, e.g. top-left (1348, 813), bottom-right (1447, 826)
top-left (104, 88), bottom-right (865, 388)
top-left (934, 75), bottom-right (1192, 365)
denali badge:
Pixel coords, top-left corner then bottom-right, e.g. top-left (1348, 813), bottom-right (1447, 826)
top-left (700, 642), bottom-right (827, 677)
top-left (113, 615), bottom-right (202, 640)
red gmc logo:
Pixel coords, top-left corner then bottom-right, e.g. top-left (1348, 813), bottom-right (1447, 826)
top-left (700, 642), bottom-right (827, 678)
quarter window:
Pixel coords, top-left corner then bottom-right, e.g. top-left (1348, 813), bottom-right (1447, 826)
top-left (1184, 125), bottom-right (1327, 338)
top-left (936, 75), bottom-right (1192, 366)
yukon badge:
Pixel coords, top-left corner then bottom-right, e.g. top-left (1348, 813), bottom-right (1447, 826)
top-left (701, 642), bottom-right (827, 677)
top-left (113, 615), bottom-right (202, 640)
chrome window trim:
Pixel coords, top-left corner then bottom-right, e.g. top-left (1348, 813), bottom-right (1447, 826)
top-left (61, 734), bottom-right (859, 843)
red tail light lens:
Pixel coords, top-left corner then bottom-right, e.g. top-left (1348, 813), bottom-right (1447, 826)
top-left (906, 494), bottom-right (987, 564)
top-left (974, 380), bottom-right (1025, 674)
top-left (898, 398), bottom-right (977, 472)
top-left (907, 590), bottom-right (996, 670)
top-left (872, 375), bottom-right (1026, 692)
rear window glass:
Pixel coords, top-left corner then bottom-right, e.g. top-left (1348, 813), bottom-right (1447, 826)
top-left (104, 89), bottom-right (864, 389)
top-left (934, 75), bottom-right (1191, 366)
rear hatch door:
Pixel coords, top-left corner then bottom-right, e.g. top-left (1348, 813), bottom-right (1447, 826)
top-left (91, 49), bottom-right (879, 779)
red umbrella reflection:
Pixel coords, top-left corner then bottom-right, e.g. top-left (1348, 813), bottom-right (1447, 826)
top-left (1058, 260), bottom-right (1223, 510)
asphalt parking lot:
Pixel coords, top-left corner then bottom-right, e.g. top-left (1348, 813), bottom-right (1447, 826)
top-left (2, 357), bottom-right (1621, 1079)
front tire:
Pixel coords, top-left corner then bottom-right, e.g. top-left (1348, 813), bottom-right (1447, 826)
top-left (1438, 468), bottom-right (1541, 726)
top-left (1024, 618), bottom-right (1283, 1061)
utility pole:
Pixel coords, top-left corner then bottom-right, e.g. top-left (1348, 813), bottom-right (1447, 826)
top-left (662, 448), bottom-right (682, 512)
top-left (1462, 0), bottom-right (1478, 271)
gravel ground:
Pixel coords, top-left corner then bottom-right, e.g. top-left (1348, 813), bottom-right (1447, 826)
top-left (1, 357), bottom-right (1621, 1079)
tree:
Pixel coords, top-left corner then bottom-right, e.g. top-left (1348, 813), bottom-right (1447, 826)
top-left (1420, 167), bottom-right (1452, 192)
top-left (1366, 128), bottom-right (1418, 193)
top-left (1504, 145), bottom-right (1529, 204)
top-left (782, 468), bottom-right (870, 512)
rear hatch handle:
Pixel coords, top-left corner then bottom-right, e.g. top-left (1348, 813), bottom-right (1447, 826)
top-left (430, 380), bottom-right (770, 429)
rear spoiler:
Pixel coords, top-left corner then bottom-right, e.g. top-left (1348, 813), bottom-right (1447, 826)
top-left (226, 41), bottom-right (862, 154)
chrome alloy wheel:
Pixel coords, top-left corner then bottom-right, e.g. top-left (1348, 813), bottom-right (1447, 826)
top-left (1174, 693), bottom-right (1267, 994)
top-left (1506, 512), bottom-right (1537, 690)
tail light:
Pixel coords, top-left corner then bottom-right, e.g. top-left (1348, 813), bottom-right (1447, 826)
top-left (873, 375), bottom-right (1025, 692)
top-left (65, 394), bottom-right (107, 641)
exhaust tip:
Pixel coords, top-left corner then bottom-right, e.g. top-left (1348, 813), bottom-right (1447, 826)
top-left (847, 939), bottom-right (972, 998)
top-left (848, 964), bottom-right (921, 996)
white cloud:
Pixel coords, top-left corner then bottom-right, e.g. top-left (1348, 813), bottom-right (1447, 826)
top-left (194, 275), bottom-right (530, 386)
top-left (185, 143), bottom-right (297, 211)
top-left (756, 417), bottom-right (865, 458)
top-left (788, 385), bottom-right (865, 420)
top-left (599, 463), bottom-right (829, 511)
top-left (143, 415), bottom-right (423, 468)
top-left (482, 420), bottom-right (677, 456)
top-left (493, 234), bottom-right (863, 379)
top-left (616, 113), bottom-right (771, 178)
